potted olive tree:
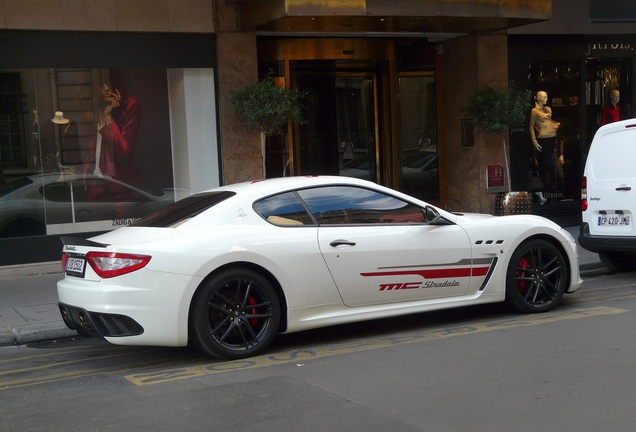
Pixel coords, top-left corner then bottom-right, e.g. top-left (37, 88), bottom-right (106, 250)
top-left (465, 83), bottom-right (532, 215)
top-left (231, 73), bottom-right (305, 178)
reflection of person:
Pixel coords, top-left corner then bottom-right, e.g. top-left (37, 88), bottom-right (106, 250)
top-left (529, 91), bottom-right (563, 203)
top-left (418, 131), bottom-right (432, 150)
top-left (84, 77), bottom-right (142, 187)
top-left (340, 138), bottom-right (354, 164)
top-left (600, 89), bottom-right (620, 126)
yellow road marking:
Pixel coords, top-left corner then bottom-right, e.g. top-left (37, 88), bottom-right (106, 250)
top-left (0, 349), bottom-right (157, 376)
top-left (0, 306), bottom-right (627, 390)
top-left (0, 345), bottom-right (111, 365)
top-left (125, 306), bottom-right (627, 386)
top-left (0, 357), bottom-right (187, 391)
top-left (581, 282), bottom-right (636, 293)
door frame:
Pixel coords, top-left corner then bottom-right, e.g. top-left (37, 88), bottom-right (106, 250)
top-left (257, 37), bottom-right (443, 204)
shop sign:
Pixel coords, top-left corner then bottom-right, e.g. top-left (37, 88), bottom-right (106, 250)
top-left (486, 164), bottom-right (506, 193)
top-left (585, 42), bottom-right (634, 56)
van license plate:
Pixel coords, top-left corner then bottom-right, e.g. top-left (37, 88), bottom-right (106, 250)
top-left (598, 215), bottom-right (630, 226)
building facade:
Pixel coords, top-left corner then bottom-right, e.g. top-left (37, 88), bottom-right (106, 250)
top-left (3, 0), bottom-right (630, 271)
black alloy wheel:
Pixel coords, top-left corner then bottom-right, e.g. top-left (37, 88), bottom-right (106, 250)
top-left (505, 239), bottom-right (568, 313)
top-left (191, 268), bottom-right (280, 359)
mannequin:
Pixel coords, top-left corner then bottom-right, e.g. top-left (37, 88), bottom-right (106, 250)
top-left (84, 80), bottom-right (142, 186)
top-left (529, 91), bottom-right (563, 204)
top-left (600, 89), bottom-right (620, 126)
top-left (83, 76), bottom-right (143, 218)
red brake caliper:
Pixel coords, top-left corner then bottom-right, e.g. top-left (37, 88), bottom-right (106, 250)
top-left (516, 257), bottom-right (529, 292)
top-left (248, 295), bottom-right (258, 327)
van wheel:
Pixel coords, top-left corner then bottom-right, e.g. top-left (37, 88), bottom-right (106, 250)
top-left (599, 252), bottom-right (636, 273)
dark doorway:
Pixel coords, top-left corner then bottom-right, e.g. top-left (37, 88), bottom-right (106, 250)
top-left (295, 72), bottom-right (378, 182)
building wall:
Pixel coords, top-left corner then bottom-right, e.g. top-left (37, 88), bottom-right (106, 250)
top-left (216, 31), bottom-right (262, 184)
top-left (442, 33), bottom-right (509, 214)
top-left (509, 0), bottom-right (635, 35)
top-left (213, 3), bottom-right (262, 184)
top-left (0, 0), bottom-right (214, 32)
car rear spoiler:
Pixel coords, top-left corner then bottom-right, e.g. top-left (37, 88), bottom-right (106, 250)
top-left (60, 236), bottom-right (110, 247)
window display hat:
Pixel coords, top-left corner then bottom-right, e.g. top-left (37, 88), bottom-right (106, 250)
top-left (51, 111), bottom-right (70, 124)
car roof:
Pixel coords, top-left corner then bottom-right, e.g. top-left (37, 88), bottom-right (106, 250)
top-left (205, 175), bottom-right (456, 221)
top-left (211, 175), bottom-right (381, 197)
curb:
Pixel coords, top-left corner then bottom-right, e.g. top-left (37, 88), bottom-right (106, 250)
top-left (0, 321), bottom-right (77, 347)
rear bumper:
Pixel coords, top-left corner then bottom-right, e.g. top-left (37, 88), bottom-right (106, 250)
top-left (56, 270), bottom-right (202, 347)
top-left (58, 302), bottom-right (144, 338)
top-left (578, 223), bottom-right (636, 253)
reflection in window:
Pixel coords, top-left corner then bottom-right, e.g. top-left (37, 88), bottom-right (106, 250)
top-left (336, 76), bottom-right (376, 180)
top-left (254, 192), bottom-right (314, 226)
top-left (398, 74), bottom-right (439, 201)
top-left (0, 67), bottom-right (216, 237)
top-left (298, 186), bottom-right (424, 225)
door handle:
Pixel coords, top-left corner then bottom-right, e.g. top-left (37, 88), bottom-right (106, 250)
top-left (616, 186), bottom-right (632, 191)
top-left (330, 239), bottom-right (356, 247)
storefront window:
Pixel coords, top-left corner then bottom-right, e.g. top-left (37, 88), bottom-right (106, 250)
top-left (0, 67), bottom-right (216, 238)
top-left (528, 60), bottom-right (582, 203)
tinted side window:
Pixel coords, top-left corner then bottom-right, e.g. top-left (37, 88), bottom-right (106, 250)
top-left (253, 192), bottom-right (314, 226)
top-left (297, 186), bottom-right (425, 225)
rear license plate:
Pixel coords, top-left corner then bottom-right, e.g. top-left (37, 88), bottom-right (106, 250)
top-left (66, 257), bottom-right (86, 277)
top-left (598, 215), bottom-right (631, 227)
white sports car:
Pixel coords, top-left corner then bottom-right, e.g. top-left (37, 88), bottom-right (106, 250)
top-left (57, 176), bottom-right (582, 359)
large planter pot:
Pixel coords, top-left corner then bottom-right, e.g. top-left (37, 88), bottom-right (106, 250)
top-left (494, 191), bottom-right (533, 216)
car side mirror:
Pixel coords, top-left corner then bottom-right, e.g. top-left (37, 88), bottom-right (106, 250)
top-left (424, 206), bottom-right (443, 224)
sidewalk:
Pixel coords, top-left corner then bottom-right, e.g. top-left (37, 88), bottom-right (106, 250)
top-left (0, 271), bottom-right (77, 346)
top-left (0, 226), bottom-right (604, 348)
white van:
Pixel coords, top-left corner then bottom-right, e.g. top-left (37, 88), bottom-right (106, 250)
top-left (579, 118), bottom-right (636, 272)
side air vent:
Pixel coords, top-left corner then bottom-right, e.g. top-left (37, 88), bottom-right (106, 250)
top-left (475, 240), bottom-right (505, 245)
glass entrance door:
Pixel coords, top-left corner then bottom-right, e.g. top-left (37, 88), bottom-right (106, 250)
top-left (397, 73), bottom-right (439, 202)
top-left (296, 74), bottom-right (378, 182)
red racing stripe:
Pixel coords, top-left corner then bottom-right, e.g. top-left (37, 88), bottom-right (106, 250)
top-left (361, 265), bottom-right (491, 279)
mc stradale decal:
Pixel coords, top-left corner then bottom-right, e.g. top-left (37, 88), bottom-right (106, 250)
top-left (361, 258), bottom-right (495, 291)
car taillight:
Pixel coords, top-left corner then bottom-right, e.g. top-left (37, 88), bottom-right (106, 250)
top-left (581, 176), bottom-right (588, 211)
top-left (61, 252), bottom-right (69, 271)
top-left (86, 252), bottom-right (151, 278)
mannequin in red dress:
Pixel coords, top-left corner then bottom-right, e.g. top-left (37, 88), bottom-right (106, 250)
top-left (83, 78), bottom-right (143, 218)
top-left (600, 89), bottom-right (620, 126)
top-left (84, 82), bottom-right (142, 184)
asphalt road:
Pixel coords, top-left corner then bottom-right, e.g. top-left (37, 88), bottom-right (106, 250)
top-left (1, 268), bottom-right (635, 432)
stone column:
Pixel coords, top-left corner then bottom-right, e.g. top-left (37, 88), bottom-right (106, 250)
top-left (214, 1), bottom-right (262, 185)
top-left (442, 33), bottom-right (509, 214)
